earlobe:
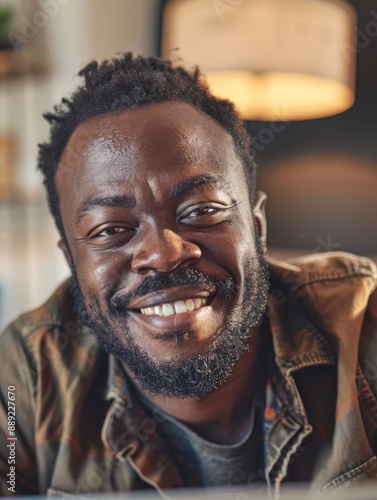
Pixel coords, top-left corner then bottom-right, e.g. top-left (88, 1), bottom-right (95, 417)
top-left (253, 191), bottom-right (267, 246)
top-left (58, 239), bottom-right (73, 269)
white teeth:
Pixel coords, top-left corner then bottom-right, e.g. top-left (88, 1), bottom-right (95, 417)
top-left (174, 300), bottom-right (188, 314)
top-left (186, 299), bottom-right (195, 311)
top-left (140, 298), bottom-right (207, 316)
top-left (162, 304), bottom-right (175, 316)
top-left (154, 305), bottom-right (163, 316)
top-left (194, 298), bottom-right (202, 309)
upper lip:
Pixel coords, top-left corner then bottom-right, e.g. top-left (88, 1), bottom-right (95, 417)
top-left (128, 285), bottom-right (215, 309)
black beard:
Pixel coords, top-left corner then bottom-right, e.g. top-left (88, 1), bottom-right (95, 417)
top-left (70, 239), bottom-right (269, 399)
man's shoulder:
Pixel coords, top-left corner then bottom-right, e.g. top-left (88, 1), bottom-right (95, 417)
top-left (268, 251), bottom-right (377, 298)
top-left (0, 278), bottom-right (98, 363)
top-left (266, 251), bottom-right (377, 364)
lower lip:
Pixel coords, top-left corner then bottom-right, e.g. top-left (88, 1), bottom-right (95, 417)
top-left (129, 303), bottom-right (214, 333)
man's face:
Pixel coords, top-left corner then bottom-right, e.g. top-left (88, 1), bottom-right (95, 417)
top-left (56, 102), bottom-right (269, 398)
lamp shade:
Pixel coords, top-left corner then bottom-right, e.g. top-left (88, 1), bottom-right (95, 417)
top-left (162, 0), bottom-right (357, 121)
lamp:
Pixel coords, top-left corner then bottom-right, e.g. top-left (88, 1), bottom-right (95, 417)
top-left (162, 0), bottom-right (357, 121)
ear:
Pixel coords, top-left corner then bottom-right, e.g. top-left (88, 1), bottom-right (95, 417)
top-left (253, 191), bottom-right (267, 246)
top-left (58, 239), bottom-right (73, 270)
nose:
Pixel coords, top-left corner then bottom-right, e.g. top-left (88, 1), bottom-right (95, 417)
top-left (131, 228), bottom-right (202, 274)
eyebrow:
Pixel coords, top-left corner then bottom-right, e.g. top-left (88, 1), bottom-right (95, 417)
top-left (168, 174), bottom-right (233, 198)
top-left (75, 175), bottom-right (233, 225)
top-left (76, 195), bottom-right (136, 224)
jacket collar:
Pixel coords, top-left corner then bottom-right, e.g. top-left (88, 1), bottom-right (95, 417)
top-left (266, 252), bottom-right (377, 372)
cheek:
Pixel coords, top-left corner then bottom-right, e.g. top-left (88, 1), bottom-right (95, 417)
top-left (73, 249), bottom-right (128, 302)
top-left (200, 224), bottom-right (256, 276)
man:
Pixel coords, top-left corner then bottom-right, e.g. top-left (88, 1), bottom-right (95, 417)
top-left (1, 53), bottom-right (377, 498)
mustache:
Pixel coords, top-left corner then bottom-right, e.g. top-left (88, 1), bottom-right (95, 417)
top-left (109, 267), bottom-right (236, 314)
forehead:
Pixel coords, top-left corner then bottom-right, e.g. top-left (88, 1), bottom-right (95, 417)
top-left (56, 102), bottom-right (247, 202)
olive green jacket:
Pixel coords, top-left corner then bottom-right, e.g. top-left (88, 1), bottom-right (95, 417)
top-left (1, 252), bottom-right (377, 498)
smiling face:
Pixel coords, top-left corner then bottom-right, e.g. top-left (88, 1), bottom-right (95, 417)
top-left (56, 101), bottom-right (269, 398)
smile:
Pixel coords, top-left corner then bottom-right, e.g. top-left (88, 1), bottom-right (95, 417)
top-left (140, 298), bottom-right (207, 316)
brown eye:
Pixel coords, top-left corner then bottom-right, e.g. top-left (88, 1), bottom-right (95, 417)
top-left (185, 207), bottom-right (218, 218)
top-left (178, 204), bottom-right (229, 228)
top-left (97, 227), bottom-right (127, 237)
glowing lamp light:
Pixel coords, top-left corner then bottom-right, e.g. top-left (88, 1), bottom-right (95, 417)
top-left (162, 0), bottom-right (357, 121)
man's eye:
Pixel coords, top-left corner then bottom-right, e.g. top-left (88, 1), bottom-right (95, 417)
top-left (185, 207), bottom-right (219, 218)
top-left (96, 227), bottom-right (127, 237)
top-left (85, 225), bottom-right (135, 247)
top-left (179, 205), bottom-right (229, 227)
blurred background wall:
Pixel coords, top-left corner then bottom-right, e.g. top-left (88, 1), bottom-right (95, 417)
top-left (0, 0), bottom-right (376, 330)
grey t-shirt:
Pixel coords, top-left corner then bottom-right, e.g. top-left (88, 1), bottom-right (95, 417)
top-left (138, 391), bottom-right (265, 488)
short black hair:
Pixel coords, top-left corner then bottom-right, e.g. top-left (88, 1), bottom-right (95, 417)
top-left (37, 53), bottom-right (256, 242)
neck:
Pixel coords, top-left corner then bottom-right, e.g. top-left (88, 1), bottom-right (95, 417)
top-left (126, 326), bottom-right (264, 444)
